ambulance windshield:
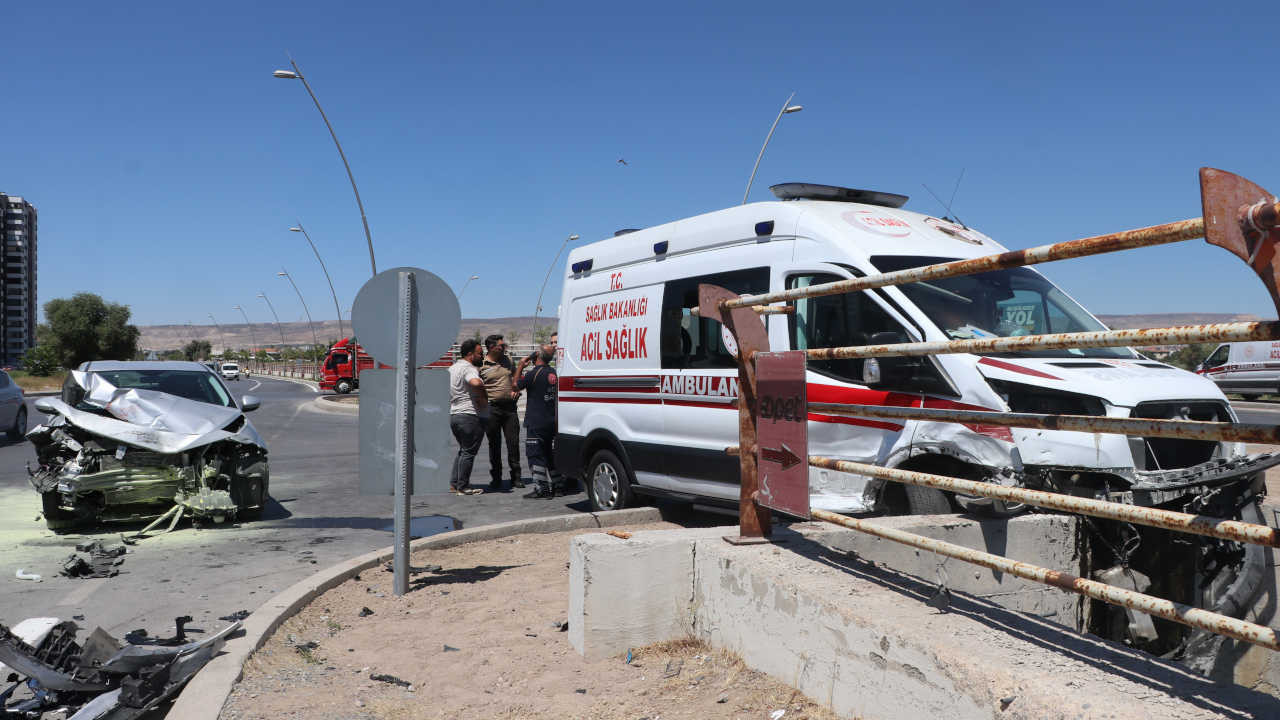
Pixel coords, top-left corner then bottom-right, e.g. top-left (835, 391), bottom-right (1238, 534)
top-left (869, 255), bottom-right (1136, 359)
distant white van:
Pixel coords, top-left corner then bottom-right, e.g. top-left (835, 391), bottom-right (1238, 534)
top-left (555, 183), bottom-right (1268, 522)
top-left (1197, 341), bottom-right (1280, 399)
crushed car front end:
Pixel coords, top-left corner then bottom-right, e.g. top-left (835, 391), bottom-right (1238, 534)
top-left (27, 363), bottom-right (269, 530)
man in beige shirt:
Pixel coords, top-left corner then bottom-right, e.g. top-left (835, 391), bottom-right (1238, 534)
top-left (479, 334), bottom-right (522, 491)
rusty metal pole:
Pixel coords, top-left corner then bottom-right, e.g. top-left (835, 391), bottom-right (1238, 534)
top-left (809, 508), bottom-right (1280, 652)
top-left (700, 284), bottom-right (773, 542)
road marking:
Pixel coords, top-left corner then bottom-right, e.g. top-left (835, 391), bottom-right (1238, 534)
top-left (57, 578), bottom-right (106, 606)
top-left (249, 379), bottom-right (262, 392)
top-left (266, 400), bottom-right (308, 445)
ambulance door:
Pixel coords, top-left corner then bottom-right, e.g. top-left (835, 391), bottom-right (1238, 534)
top-left (788, 271), bottom-right (942, 509)
top-left (653, 266), bottom-right (771, 500)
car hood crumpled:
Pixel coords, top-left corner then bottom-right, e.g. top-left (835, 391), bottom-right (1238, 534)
top-left (34, 371), bottom-right (264, 454)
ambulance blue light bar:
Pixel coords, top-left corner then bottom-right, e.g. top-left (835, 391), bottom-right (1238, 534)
top-left (755, 221), bottom-right (774, 237)
top-left (653, 241), bottom-right (669, 255)
top-left (571, 259), bottom-right (593, 274)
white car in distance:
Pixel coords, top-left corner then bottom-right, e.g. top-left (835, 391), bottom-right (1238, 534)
top-left (220, 362), bottom-right (241, 382)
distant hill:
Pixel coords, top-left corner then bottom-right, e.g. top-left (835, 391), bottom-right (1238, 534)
top-left (139, 312), bottom-right (1263, 352)
top-left (1095, 312), bottom-right (1262, 329)
top-left (139, 316), bottom-right (558, 352)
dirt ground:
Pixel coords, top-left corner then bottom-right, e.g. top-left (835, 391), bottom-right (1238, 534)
top-left (221, 524), bottom-right (842, 720)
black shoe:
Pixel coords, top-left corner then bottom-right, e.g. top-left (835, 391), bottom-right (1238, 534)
top-left (513, 479), bottom-right (527, 489)
top-left (488, 480), bottom-right (502, 491)
top-left (523, 486), bottom-right (553, 499)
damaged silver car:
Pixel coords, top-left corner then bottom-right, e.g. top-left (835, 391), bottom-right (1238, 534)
top-left (27, 361), bottom-right (269, 531)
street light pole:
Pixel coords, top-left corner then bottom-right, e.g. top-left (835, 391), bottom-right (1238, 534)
top-left (742, 92), bottom-right (803, 205)
top-left (279, 269), bottom-right (321, 379)
top-left (273, 58), bottom-right (377, 277)
top-left (257, 292), bottom-right (288, 355)
top-left (533, 234), bottom-right (578, 343)
top-left (289, 222), bottom-right (345, 340)
top-left (208, 313), bottom-right (228, 356)
top-left (459, 274), bottom-right (479, 300)
top-left (232, 305), bottom-right (259, 372)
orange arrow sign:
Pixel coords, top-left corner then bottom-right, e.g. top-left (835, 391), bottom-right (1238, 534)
top-left (760, 443), bottom-right (801, 470)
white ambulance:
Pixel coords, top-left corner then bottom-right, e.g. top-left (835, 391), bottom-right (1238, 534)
top-left (1196, 341), bottom-right (1280, 399)
top-left (555, 183), bottom-right (1270, 523)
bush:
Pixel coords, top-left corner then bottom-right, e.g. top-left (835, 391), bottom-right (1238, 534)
top-left (23, 344), bottom-right (62, 376)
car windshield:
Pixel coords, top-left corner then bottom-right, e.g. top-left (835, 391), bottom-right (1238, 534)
top-left (222, 364), bottom-right (238, 370)
top-left (90, 369), bottom-right (235, 407)
top-left (870, 255), bottom-right (1136, 359)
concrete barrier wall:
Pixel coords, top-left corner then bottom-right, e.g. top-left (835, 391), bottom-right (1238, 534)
top-left (570, 515), bottom-right (1280, 718)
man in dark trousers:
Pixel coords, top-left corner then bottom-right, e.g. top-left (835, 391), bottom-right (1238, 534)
top-left (447, 339), bottom-right (488, 495)
top-left (479, 334), bottom-right (522, 491)
top-left (517, 344), bottom-right (562, 498)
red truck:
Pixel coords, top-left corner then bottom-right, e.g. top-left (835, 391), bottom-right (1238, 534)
top-left (318, 338), bottom-right (377, 394)
top-left (319, 338), bottom-right (457, 393)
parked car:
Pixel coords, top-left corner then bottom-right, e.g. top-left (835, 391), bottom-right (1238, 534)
top-left (1196, 341), bottom-right (1280, 399)
top-left (27, 360), bottom-right (268, 530)
top-left (0, 369), bottom-right (26, 440)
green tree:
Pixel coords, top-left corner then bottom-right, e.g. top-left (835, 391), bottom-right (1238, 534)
top-left (532, 324), bottom-right (554, 345)
top-left (43, 293), bottom-right (141, 368)
top-left (1162, 343), bottom-right (1216, 371)
top-left (182, 340), bottom-right (212, 361)
top-left (22, 344), bottom-right (61, 376)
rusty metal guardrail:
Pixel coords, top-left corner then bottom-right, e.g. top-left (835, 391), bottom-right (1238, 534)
top-left (698, 167), bottom-right (1280, 654)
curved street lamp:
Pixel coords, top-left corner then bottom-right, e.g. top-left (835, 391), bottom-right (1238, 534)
top-left (278, 269), bottom-right (321, 378)
top-left (208, 313), bottom-right (228, 356)
top-left (256, 292), bottom-right (288, 356)
top-left (742, 92), bottom-right (803, 205)
top-left (289, 222), bottom-right (345, 340)
top-left (273, 58), bottom-right (377, 277)
top-left (232, 305), bottom-right (259, 371)
top-left (533, 234), bottom-right (578, 343)
top-left (459, 274), bottom-right (479, 300)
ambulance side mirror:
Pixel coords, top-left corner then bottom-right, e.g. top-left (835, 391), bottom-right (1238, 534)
top-left (861, 332), bottom-right (919, 389)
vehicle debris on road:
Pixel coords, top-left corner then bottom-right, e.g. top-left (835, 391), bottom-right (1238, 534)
top-left (0, 614), bottom-right (240, 719)
top-left (26, 363), bottom-right (269, 532)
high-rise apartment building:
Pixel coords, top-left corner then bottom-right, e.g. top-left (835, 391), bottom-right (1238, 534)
top-left (0, 194), bottom-right (36, 366)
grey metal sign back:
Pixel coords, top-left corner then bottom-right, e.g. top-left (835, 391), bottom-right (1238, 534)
top-left (351, 266), bottom-right (459, 365)
top-left (351, 266), bottom-right (459, 596)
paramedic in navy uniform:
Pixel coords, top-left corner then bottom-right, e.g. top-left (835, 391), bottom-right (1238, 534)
top-left (516, 344), bottom-right (563, 498)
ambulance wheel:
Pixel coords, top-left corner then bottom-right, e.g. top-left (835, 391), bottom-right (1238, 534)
top-left (905, 485), bottom-right (953, 515)
top-left (335, 379), bottom-right (354, 394)
top-left (587, 449), bottom-right (633, 511)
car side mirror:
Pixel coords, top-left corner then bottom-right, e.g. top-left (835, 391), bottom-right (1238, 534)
top-left (861, 331), bottom-right (919, 388)
top-left (240, 395), bottom-right (261, 412)
top-left (33, 397), bottom-right (58, 415)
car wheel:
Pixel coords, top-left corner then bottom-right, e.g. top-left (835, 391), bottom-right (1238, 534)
top-left (905, 485), bottom-right (954, 515)
top-left (7, 407), bottom-right (26, 440)
top-left (335, 379), bottom-right (354, 394)
top-left (233, 459), bottom-right (270, 519)
top-left (1241, 394), bottom-right (1261, 401)
top-left (41, 492), bottom-right (80, 532)
top-left (587, 448), bottom-right (632, 512)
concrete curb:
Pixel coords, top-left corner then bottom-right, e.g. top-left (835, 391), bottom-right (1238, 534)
top-left (170, 507), bottom-right (663, 720)
top-left (311, 395), bottom-right (359, 414)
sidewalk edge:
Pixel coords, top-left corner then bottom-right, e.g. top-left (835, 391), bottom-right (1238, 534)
top-left (173, 507), bottom-right (663, 720)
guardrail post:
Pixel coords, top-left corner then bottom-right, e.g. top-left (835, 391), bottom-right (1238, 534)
top-left (699, 283), bottom-right (773, 542)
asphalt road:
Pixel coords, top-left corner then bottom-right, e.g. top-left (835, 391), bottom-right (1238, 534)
top-left (0, 376), bottom-right (601, 641)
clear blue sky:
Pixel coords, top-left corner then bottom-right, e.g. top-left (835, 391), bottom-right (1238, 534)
top-left (5, 1), bottom-right (1279, 328)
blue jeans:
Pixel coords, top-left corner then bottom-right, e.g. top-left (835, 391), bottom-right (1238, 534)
top-left (450, 413), bottom-right (485, 490)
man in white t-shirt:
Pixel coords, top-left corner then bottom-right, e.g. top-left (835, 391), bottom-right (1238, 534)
top-left (448, 339), bottom-right (489, 495)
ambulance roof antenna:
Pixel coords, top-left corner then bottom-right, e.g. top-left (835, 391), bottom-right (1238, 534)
top-left (922, 168), bottom-right (968, 229)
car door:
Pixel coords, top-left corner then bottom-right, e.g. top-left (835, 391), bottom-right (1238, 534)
top-left (0, 371), bottom-right (18, 429)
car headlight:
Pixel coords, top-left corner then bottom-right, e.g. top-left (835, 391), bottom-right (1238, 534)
top-left (987, 379), bottom-right (1105, 416)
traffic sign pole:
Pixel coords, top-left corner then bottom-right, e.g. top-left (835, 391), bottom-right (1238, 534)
top-left (392, 270), bottom-right (417, 596)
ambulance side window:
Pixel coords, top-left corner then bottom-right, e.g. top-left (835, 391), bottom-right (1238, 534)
top-left (661, 267), bottom-right (769, 369)
top-left (788, 273), bottom-right (950, 395)
top-left (1204, 345), bottom-right (1229, 368)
